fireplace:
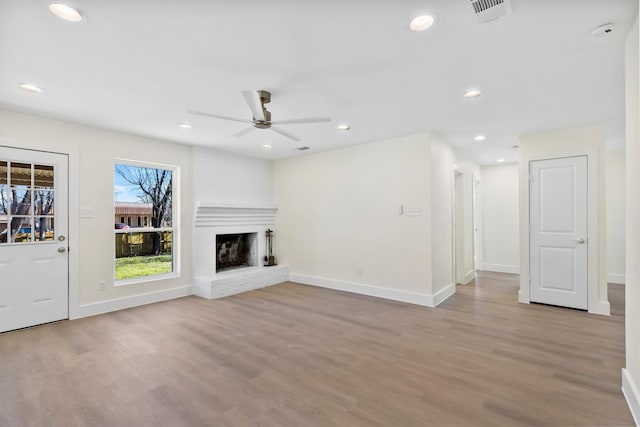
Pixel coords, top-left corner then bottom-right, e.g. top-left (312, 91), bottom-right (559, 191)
top-left (216, 232), bottom-right (257, 272)
top-left (192, 203), bottom-right (289, 299)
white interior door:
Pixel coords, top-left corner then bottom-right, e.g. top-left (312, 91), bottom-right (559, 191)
top-left (0, 147), bottom-right (69, 332)
top-left (530, 156), bottom-right (588, 310)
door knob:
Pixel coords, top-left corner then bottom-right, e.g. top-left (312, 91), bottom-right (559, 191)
top-left (57, 247), bottom-right (67, 253)
top-left (577, 238), bottom-right (585, 244)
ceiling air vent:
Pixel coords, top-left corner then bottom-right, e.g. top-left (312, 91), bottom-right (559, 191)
top-left (470, 0), bottom-right (511, 24)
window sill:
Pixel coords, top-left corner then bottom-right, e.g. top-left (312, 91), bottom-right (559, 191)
top-left (114, 272), bottom-right (180, 287)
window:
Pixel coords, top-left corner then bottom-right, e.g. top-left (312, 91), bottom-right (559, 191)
top-left (0, 161), bottom-right (55, 244)
top-left (114, 162), bottom-right (177, 283)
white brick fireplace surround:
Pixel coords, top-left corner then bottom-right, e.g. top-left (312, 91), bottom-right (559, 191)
top-left (192, 203), bottom-right (289, 299)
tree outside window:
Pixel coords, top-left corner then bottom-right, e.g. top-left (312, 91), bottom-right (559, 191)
top-left (114, 163), bottom-right (176, 282)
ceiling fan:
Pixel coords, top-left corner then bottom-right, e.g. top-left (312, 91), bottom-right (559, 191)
top-left (188, 90), bottom-right (331, 142)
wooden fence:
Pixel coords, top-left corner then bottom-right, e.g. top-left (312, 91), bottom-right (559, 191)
top-left (115, 231), bottom-right (172, 258)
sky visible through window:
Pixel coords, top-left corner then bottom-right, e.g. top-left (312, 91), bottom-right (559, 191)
top-left (114, 166), bottom-right (142, 202)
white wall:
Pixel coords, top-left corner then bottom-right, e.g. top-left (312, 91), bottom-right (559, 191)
top-left (606, 149), bottom-right (626, 284)
top-left (273, 131), bottom-right (477, 306)
top-left (0, 109), bottom-right (193, 314)
top-left (518, 125), bottom-right (609, 315)
top-left (623, 10), bottom-right (640, 424)
top-left (429, 138), bottom-right (455, 294)
top-left (481, 163), bottom-right (519, 274)
top-left (274, 133), bottom-right (434, 303)
top-left (192, 146), bottom-right (273, 205)
top-left (0, 108), bottom-right (272, 318)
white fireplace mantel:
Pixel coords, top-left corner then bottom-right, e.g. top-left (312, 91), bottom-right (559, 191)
top-left (192, 202), bottom-right (288, 299)
top-left (195, 203), bottom-right (278, 228)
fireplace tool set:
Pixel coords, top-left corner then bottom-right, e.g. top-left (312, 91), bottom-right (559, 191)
top-left (264, 229), bottom-right (277, 267)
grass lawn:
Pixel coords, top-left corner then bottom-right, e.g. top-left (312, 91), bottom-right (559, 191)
top-left (115, 254), bottom-right (172, 280)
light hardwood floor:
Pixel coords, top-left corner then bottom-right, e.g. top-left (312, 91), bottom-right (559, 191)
top-left (0, 272), bottom-right (634, 426)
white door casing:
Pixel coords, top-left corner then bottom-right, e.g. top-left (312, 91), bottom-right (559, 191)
top-left (0, 147), bottom-right (69, 332)
top-left (473, 177), bottom-right (481, 271)
top-left (454, 171), bottom-right (465, 284)
top-left (530, 156), bottom-right (588, 310)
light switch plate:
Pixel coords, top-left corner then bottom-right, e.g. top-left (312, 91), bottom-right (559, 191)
top-left (80, 207), bottom-right (93, 218)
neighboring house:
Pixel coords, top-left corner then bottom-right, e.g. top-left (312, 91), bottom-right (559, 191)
top-left (114, 201), bottom-right (151, 228)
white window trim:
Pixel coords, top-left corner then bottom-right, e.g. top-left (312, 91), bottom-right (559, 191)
top-left (113, 158), bottom-right (180, 286)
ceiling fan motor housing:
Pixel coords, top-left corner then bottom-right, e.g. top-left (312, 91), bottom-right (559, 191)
top-left (254, 109), bottom-right (272, 128)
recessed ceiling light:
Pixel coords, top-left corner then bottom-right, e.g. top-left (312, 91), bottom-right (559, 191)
top-left (337, 124), bottom-right (350, 131)
top-left (178, 123), bottom-right (192, 129)
top-left (19, 83), bottom-right (43, 93)
top-left (262, 144), bottom-right (272, 151)
top-left (474, 135), bottom-right (486, 141)
top-left (49, 3), bottom-right (83, 22)
top-left (409, 14), bottom-right (435, 32)
top-left (497, 158), bottom-right (505, 163)
top-left (464, 89), bottom-right (482, 99)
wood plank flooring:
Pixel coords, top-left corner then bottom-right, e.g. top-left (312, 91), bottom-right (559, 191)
top-left (0, 272), bottom-right (633, 426)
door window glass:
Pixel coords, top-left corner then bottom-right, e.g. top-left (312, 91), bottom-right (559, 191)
top-left (0, 162), bottom-right (7, 242)
top-left (0, 161), bottom-right (55, 244)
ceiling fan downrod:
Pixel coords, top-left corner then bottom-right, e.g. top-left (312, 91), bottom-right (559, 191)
top-left (254, 90), bottom-right (272, 129)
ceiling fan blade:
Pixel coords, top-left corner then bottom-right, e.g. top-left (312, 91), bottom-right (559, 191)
top-left (233, 127), bottom-right (256, 138)
top-left (270, 126), bottom-right (300, 142)
top-left (270, 117), bottom-right (331, 125)
top-left (241, 90), bottom-right (266, 121)
top-left (187, 109), bottom-right (251, 123)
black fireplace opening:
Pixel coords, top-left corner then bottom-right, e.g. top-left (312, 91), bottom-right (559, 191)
top-left (216, 233), bottom-right (255, 272)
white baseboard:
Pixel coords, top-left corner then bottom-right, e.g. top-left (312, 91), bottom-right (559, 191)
top-left (433, 283), bottom-right (456, 306)
top-left (462, 270), bottom-right (476, 285)
top-left (289, 273), bottom-right (455, 308)
top-left (608, 273), bottom-right (626, 284)
top-left (622, 368), bottom-right (640, 426)
top-left (482, 263), bottom-right (520, 274)
top-left (592, 299), bottom-right (611, 316)
top-left (72, 285), bottom-right (192, 319)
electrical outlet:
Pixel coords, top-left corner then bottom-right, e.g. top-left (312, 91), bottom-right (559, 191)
top-left (99, 281), bottom-right (106, 291)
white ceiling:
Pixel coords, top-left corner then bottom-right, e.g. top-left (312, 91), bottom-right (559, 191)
top-left (0, 0), bottom-right (637, 164)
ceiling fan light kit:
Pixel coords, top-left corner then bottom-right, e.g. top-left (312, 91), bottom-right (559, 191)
top-left (188, 90), bottom-right (330, 142)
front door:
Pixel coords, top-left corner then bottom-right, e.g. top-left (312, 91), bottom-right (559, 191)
top-left (530, 156), bottom-right (588, 310)
top-left (0, 146), bottom-right (69, 332)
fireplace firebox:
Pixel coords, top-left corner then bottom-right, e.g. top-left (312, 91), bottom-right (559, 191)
top-left (216, 232), bottom-right (257, 273)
